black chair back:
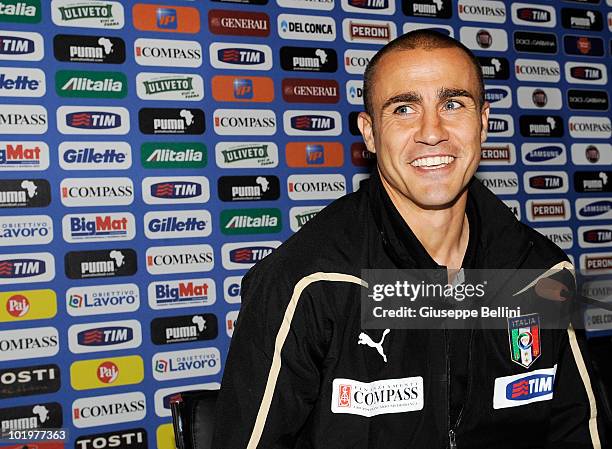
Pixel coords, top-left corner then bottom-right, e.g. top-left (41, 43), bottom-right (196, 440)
top-left (171, 389), bottom-right (219, 449)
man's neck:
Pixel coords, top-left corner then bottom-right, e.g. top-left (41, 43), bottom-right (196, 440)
top-left (380, 174), bottom-right (470, 269)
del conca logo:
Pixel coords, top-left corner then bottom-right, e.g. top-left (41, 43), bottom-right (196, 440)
top-left (0, 0), bottom-right (41, 23)
top-left (56, 70), bottom-right (127, 98)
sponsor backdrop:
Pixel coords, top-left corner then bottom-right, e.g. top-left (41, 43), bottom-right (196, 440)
top-left (0, 0), bottom-right (611, 447)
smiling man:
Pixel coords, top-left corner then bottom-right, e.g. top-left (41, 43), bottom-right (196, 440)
top-left (213, 31), bottom-right (605, 449)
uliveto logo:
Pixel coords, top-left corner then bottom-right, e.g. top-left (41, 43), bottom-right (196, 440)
top-left (144, 210), bottom-right (212, 239)
top-left (146, 244), bottom-right (214, 275)
top-left (61, 177), bottom-right (134, 207)
top-left (65, 248), bottom-right (137, 280)
top-left (134, 38), bottom-right (202, 68)
top-left (0, 141), bottom-right (49, 171)
top-left (136, 72), bottom-right (204, 101)
top-left (213, 109), bottom-right (276, 136)
top-left (72, 392), bottom-right (146, 428)
top-left (63, 212), bottom-right (135, 243)
top-left (290, 206), bottom-right (325, 232)
top-left (0, 30), bottom-right (43, 61)
top-left (209, 42), bottom-right (272, 71)
top-left (0, 252), bottom-right (55, 286)
top-left (52, 0), bottom-right (124, 29)
top-left (221, 241), bottom-right (281, 270)
top-left (287, 174), bottom-right (347, 200)
top-left (57, 106), bottom-right (129, 135)
top-left (59, 141), bottom-right (131, 170)
top-left (278, 14), bottom-right (336, 41)
top-left (283, 110), bottom-right (342, 136)
top-left (215, 142), bottom-right (278, 168)
top-left (148, 278), bottom-right (216, 310)
top-left (0, 215), bottom-right (52, 247)
top-left (142, 176), bottom-right (210, 205)
top-left (54, 34), bottom-right (125, 64)
top-left (68, 319), bottom-right (142, 354)
top-left (67, 283), bottom-right (140, 317)
top-left (153, 347), bottom-right (221, 381)
top-left (0, 67), bottom-right (45, 97)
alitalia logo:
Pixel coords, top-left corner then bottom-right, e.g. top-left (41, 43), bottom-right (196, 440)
top-left (141, 143), bottom-right (206, 169)
top-left (58, 3), bottom-right (112, 20)
top-left (0, 0), bottom-right (40, 23)
top-left (221, 208), bottom-right (281, 235)
top-left (144, 77), bottom-right (193, 95)
top-left (56, 70), bottom-right (127, 98)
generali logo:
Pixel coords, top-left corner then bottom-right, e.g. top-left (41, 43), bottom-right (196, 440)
top-left (59, 141), bottom-right (131, 170)
top-left (51, 0), bottom-right (124, 29)
top-left (213, 109), bottom-right (276, 136)
top-left (132, 3), bottom-right (199, 33)
top-left (277, 14), bottom-right (336, 41)
top-left (283, 110), bottom-right (342, 136)
top-left (142, 176), bottom-right (210, 205)
top-left (134, 38), bottom-right (202, 68)
top-left (342, 18), bottom-right (397, 45)
top-left (60, 177), bottom-right (134, 207)
top-left (341, 0), bottom-right (395, 15)
top-left (57, 106), bottom-right (129, 135)
top-left (146, 244), bottom-right (214, 275)
top-left (0, 141), bottom-right (49, 170)
top-left (282, 78), bottom-right (339, 103)
top-left (136, 72), bottom-right (204, 101)
top-left (208, 9), bottom-right (269, 37)
top-left (209, 42), bottom-right (272, 71)
top-left (0, 30), bottom-right (43, 61)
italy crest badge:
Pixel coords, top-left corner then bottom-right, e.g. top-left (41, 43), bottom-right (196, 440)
top-left (508, 313), bottom-right (541, 368)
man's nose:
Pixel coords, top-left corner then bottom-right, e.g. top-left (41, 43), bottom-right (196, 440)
top-left (413, 108), bottom-right (449, 146)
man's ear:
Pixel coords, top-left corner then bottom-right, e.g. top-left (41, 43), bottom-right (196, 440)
top-left (480, 101), bottom-right (490, 144)
top-left (357, 111), bottom-right (376, 154)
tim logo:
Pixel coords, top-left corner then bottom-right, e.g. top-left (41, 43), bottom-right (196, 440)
top-left (488, 118), bottom-right (509, 133)
top-left (97, 361), bottom-right (119, 384)
top-left (66, 112), bottom-right (120, 130)
top-left (517, 8), bottom-right (550, 23)
top-left (77, 326), bottom-right (133, 346)
top-left (0, 36), bottom-right (35, 55)
top-left (507, 374), bottom-right (554, 401)
top-left (233, 78), bottom-right (253, 99)
top-left (348, 0), bottom-right (388, 9)
top-left (338, 384), bottom-right (351, 407)
top-left (291, 115), bottom-right (334, 131)
top-left (0, 259), bottom-right (44, 279)
top-left (306, 145), bottom-right (324, 164)
top-left (157, 8), bottom-right (177, 29)
top-left (570, 66), bottom-right (602, 81)
top-left (151, 182), bottom-right (201, 199)
top-left (584, 229), bottom-right (612, 244)
top-left (229, 246), bottom-right (273, 264)
top-left (219, 48), bottom-right (262, 65)
top-left (529, 175), bottom-right (562, 190)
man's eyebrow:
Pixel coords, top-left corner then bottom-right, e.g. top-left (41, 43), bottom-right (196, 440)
top-left (380, 92), bottom-right (422, 111)
top-left (438, 87), bottom-right (475, 102)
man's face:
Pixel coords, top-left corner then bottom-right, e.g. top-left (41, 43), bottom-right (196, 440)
top-left (358, 47), bottom-right (490, 209)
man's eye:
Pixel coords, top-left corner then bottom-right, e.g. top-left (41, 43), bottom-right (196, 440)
top-left (394, 105), bottom-right (414, 114)
top-left (443, 100), bottom-right (462, 110)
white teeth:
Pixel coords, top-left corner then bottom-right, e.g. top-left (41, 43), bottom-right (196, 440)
top-left (411, 156), bottom-right (455, 168)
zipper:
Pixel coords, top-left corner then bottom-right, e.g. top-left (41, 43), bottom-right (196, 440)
top-left (449, 430), bottom-right (457, 449)
top-left (444, 326), bottom-right (454, 449)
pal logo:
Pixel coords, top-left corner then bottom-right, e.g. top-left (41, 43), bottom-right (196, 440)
top-left (57, 106), bottom-right (129, 135)
top-left (221, 241), bottom-right (281, 270)
top-left (493, 366), bottom-right (556, 409)
top-left (0, 252), bottom-right (55, 285)
top-left (68, 319), bottom-right (142, 354)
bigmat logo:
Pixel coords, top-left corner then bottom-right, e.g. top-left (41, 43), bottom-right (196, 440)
top-left (132, 4), bottom-right (199, 33)
top-left (154, 383), bottom-right (219, 418)
top-left (136, 72), bottom-right (204, 101)
top-left (351, 142), bottom-right (376, 167)
top-left (63, 212), bottom-right (135, 243)
top-left (478, 56), bottom-right (510, 80)
top-left (209, 9), bottom-right (270, 37)
top-left (580, 253), bottom-right (612, 275)
top-left (60, 177), bottom-right (134, 207)
top-left (142, 142), bottom-right (207, 169)
top-left (144, 210), bottom-right (212, 239)
top-left (151, 314), bottom-right (218, 345)
top-left (288, 174), bottom-right (347, 200)
top-left (524, 172), bottom-right (568, 194)
top-left (579, 225), bottom-right (612, 248)
top-left (218, 175), bottom-right (280, 202)
top-left (290, 206), bottom-right (325, 232)
top-left (569, 116), bottom-right (611, 139)
top-left (56, 70), bottom-right (127, 99)
top-left (514, 31), bottom-right (557, 54)
top-left (284, 110), bottom-right (342, 136)
top-left (67, 283), bottom-right (139, 317)
top-left (344, 49), bottom-right (376, 75)
top-left (567, 89), bottom-right (608, 111)
top-left (521, 143), bottom-right (567, 165)
top-left (0, 142), bottom-right (48, 171)
top-left (0, 252), bottom-right (54, 285)
top-left (0, 402), bottom-right (62, 431)
top-left (70, 355), bottom-right (144, 390)
top-left (224, 275), bottom-right (242, 304)
top-left (511, 3), bottom-right (556, 28)
top-left (0, 289), bottom-right (56, 322)
top-left (0, 326), bottom-right (59, 361)
top-left (148, 278), bottom-right (216, 310)
top-left (493, 367), bottom-right (556, 409)
top-left (221, 241), bottom-right (281, 270)
top-left (286, 142), bottom-right (344, 167)
top-left (142, 176), bottom-right (210, 205)
top-left (65, 249), bottom-right (137, 280)
top-left (0, 105), bottom-right (47, 134)
top-left (278, 14), bottom-right (336, 41)
top-left (51, 0), bottom-right (124, 29)
top-left (146, 244), bottom-right (214, 275)
top-left (562, 8), bottom-right (603, 31)
top-left (403, 0), bottom-right (452, 18)
top-left (576, 198), bottom-right (612, 221)
top-left (213, 108), bottom-right (276, 136)
top-left (75, 428), bottom-right (147, 449)
top-left (526, 199), bottom-right (571, 223)
top-left (342, 0), bottom-right (395, 14)
top-left (134, 38), bottom-right (202, 68)
top-left (215, 142), bottom-right (278, 168)
top-left (0, 363), bottom-right (59, 399)
top-left (281, 46), bottom-right (337, 73)
top-left (152, 347), bottom-right (221, 381)
top-left (515, 59), bottom-right (561, 83)
top-left (59, 141), bottom-right (131, 170)
top-left (519, 115), bottom-right (564, 138)
top-left (282, 78), bottom-right (339, 103)
top-left (57, 106), bottom-right (129, 135)
top-left (0, 67), bottom-right (45, 97)
top-left (221, 208), bottom-right (281, 235)
top-left (475, 171), bottom-right (519, 195)
top-left (68, 319), bottom-right (141, 354)
top-left (484, 85), bottom-right (512, 109)
top-left (458, 0), bottom-right (506, 24)
top-left (139, 108), bottom-right (204, 135)
top-left (0, 0), bottom-right (41, 24)
top-left (0, 30), bottom-right (43, 61)
top-left (574, 171), bottom-right (612, 193)
top-left (460, 27), bottom-right (508, 52)
top-left (211, 75), bottom-right (274, 103)
top-left (571, 143), bottom-right (612, 165)
top-left (480, 143), bottom-right (516, 166)
top-left (535, 226), bottom-right (573, 250)
top-left (517, 86), bottom-right (562, 110)
top-left (0, 215), bottom-right (52, 246)
top-left (0, 179), bottom-right (50, 209)
top-left (564, 35), bottom-right (604, 57)
top-left (54, 34), bottom-right (125, 64)
top-left (72, 392), bottom-right (146, 428)
top-left (487, 114), bottom-right (514, 137)
top-left (342, 18), bottom-right (397, 45)
top-left (209, 42), bottom-right (272, 71)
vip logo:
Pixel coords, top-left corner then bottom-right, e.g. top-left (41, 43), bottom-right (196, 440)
top-left (144, 210), bottom-right (212, 239)
top-left (134, 38), bottom-right (202, 68)
top-left (0, 141), bottom-right (49, 170)
top-left (72, 392), bottom-right (146, 428)
top-left (56, 70), bottom-right (127, 98)
top-left (157, 8), bottom-right (176, 29)
top-left (133, 4), bottom-right (199, 33)
top-left (215, 142), bottom-right (279, 169)
top-left (281, 46), bottom-right (338, 73)
top-left (151, 314), bottom-right (218, 345)
top-left (521, 144), bottom-right (566, 165)
top-left (54, 34), bottom-right (125, 64)
top-left (289, 206), bottom-right (325, 232)
top-left (211, 75), bottom-right (275, 103)
top-left (511, 3), bottom-right (556, 27)
top-left (517, 86), bottom-right (562, 110)
top-left (60, 177), bottom-right (134, 207)
top-left (519, 115), bottom-right (564, 138)
top-left (480, 143), bottom-right (516, 165)
top-left (0, 105), bottom-right (47, 134)
top-left (65, 249), bottom-right (137, 280)
top-left (514, 31), bottom-right (558, 53)
top-left (282, 78), bottom-right (339, 103)
top-left (234, 78), bottom-right (252, 99)
top-left (152, 348), bottom-right (221, 381)
top-left (460, 26), bottom-right (508, 52)
top-left (0, 30), bottom-right (43, 60)
top-left (342, 18), bottom-right (397, 45)
top-left (59, 141), bottom-right (131, 170)
top-left (571, 143), bottom-right (612, 166)
top-left (146, 244), bottom-right (214, 275)
top-left (458, 0), bottom-right (506, 24)
top-left (148, 278), bottom-right (216, 310)
top-left (565, 62), bottom-right (607, 85)
top-left (277, 14), bottom-right (336, 41)
top-left (0, 0), bottom-right (41, 23)
top-left (136, 72), bottom-right (204, 101)
top-left (74, 429), bottom-right (147, 449)
top-left (478, 56), bottom-right (509, 80)
top-left (67, 284), bottom-right (139, 317)
top-left (142, 143), bottom-right (207, 169)
top-left (286, 142), bottom-right (344, 168)
top-left (57, 106), bottom-right (129, 134)
top-left (217, 175), bottom-right (280, 202)
top-left (52, 0), bottom-right (124, 29)
top-left (526, 199), bottom-right (570, 222)
top-left (493, 368), bottom-right (556, 409)
top-left (0, 253), bottom-right (53, 286)
top-left (69, 320), bottom-right (141, 354)
top-left (342, 0), bottom-right (395, 14)
top-left (524, 172), bottom-right (568, 194)
top-left (344, 49), bottom-right (376, 75)
top-left (567, 89), bottom-right (609, 111)
top-left (221, 241), bottom-right (281, 270)
top-left (580, 226), bottom-right (612, 248)
top-left (487, 114), bottom-right (514, 137)
top-left (142, 177), bottom-right (209, 205)
top-left (577, 199), bottom-right (612, 220)
top-left (138, 108), bottom-right (205, 135)
top-left (63, 213), bottom-right (135, 243)
top-left (284, 110), bottom-right (341, 136)
top-left (210, 43), bottom-right (272, 70)
top-left (0, 363), bottom-right (60, 399)
top-left (403, 0), bottom-right (452, 19)
top-left (208, 9), bottom-right (270, 37)
top-left (562, 8), bottom-right (603, 31)
top-left (0, 402), bottom-right (63, 431)
top-left (287, 174), bottom-right (347, 200)
top-left (574, 171), bottom-right (612, 193)
top-left (0, 67), bottom-right (45, 97)
top-left (564, 35), bottom-right (604, 57)
top-left (213, 109), bottom-right (277, 136)
top-left (0, 215), bottom-right (53, 247)
top-left (221, 208), bottom-right (281, 235)
top-left (569, 116), bottom-right (611, 139)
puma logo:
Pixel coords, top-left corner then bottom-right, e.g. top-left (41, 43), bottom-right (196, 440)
top-left (358, 329), bottom-right (390, 363)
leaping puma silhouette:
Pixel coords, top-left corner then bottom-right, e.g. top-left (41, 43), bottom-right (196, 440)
top-left (358, 329), bottom-right (390, 362)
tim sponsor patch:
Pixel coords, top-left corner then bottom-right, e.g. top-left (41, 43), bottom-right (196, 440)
top-left (493, 366), bottom-right (556, 409)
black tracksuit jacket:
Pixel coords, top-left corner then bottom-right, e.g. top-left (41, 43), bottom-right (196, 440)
top-left (213, 172), bottom-right (606, 449)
